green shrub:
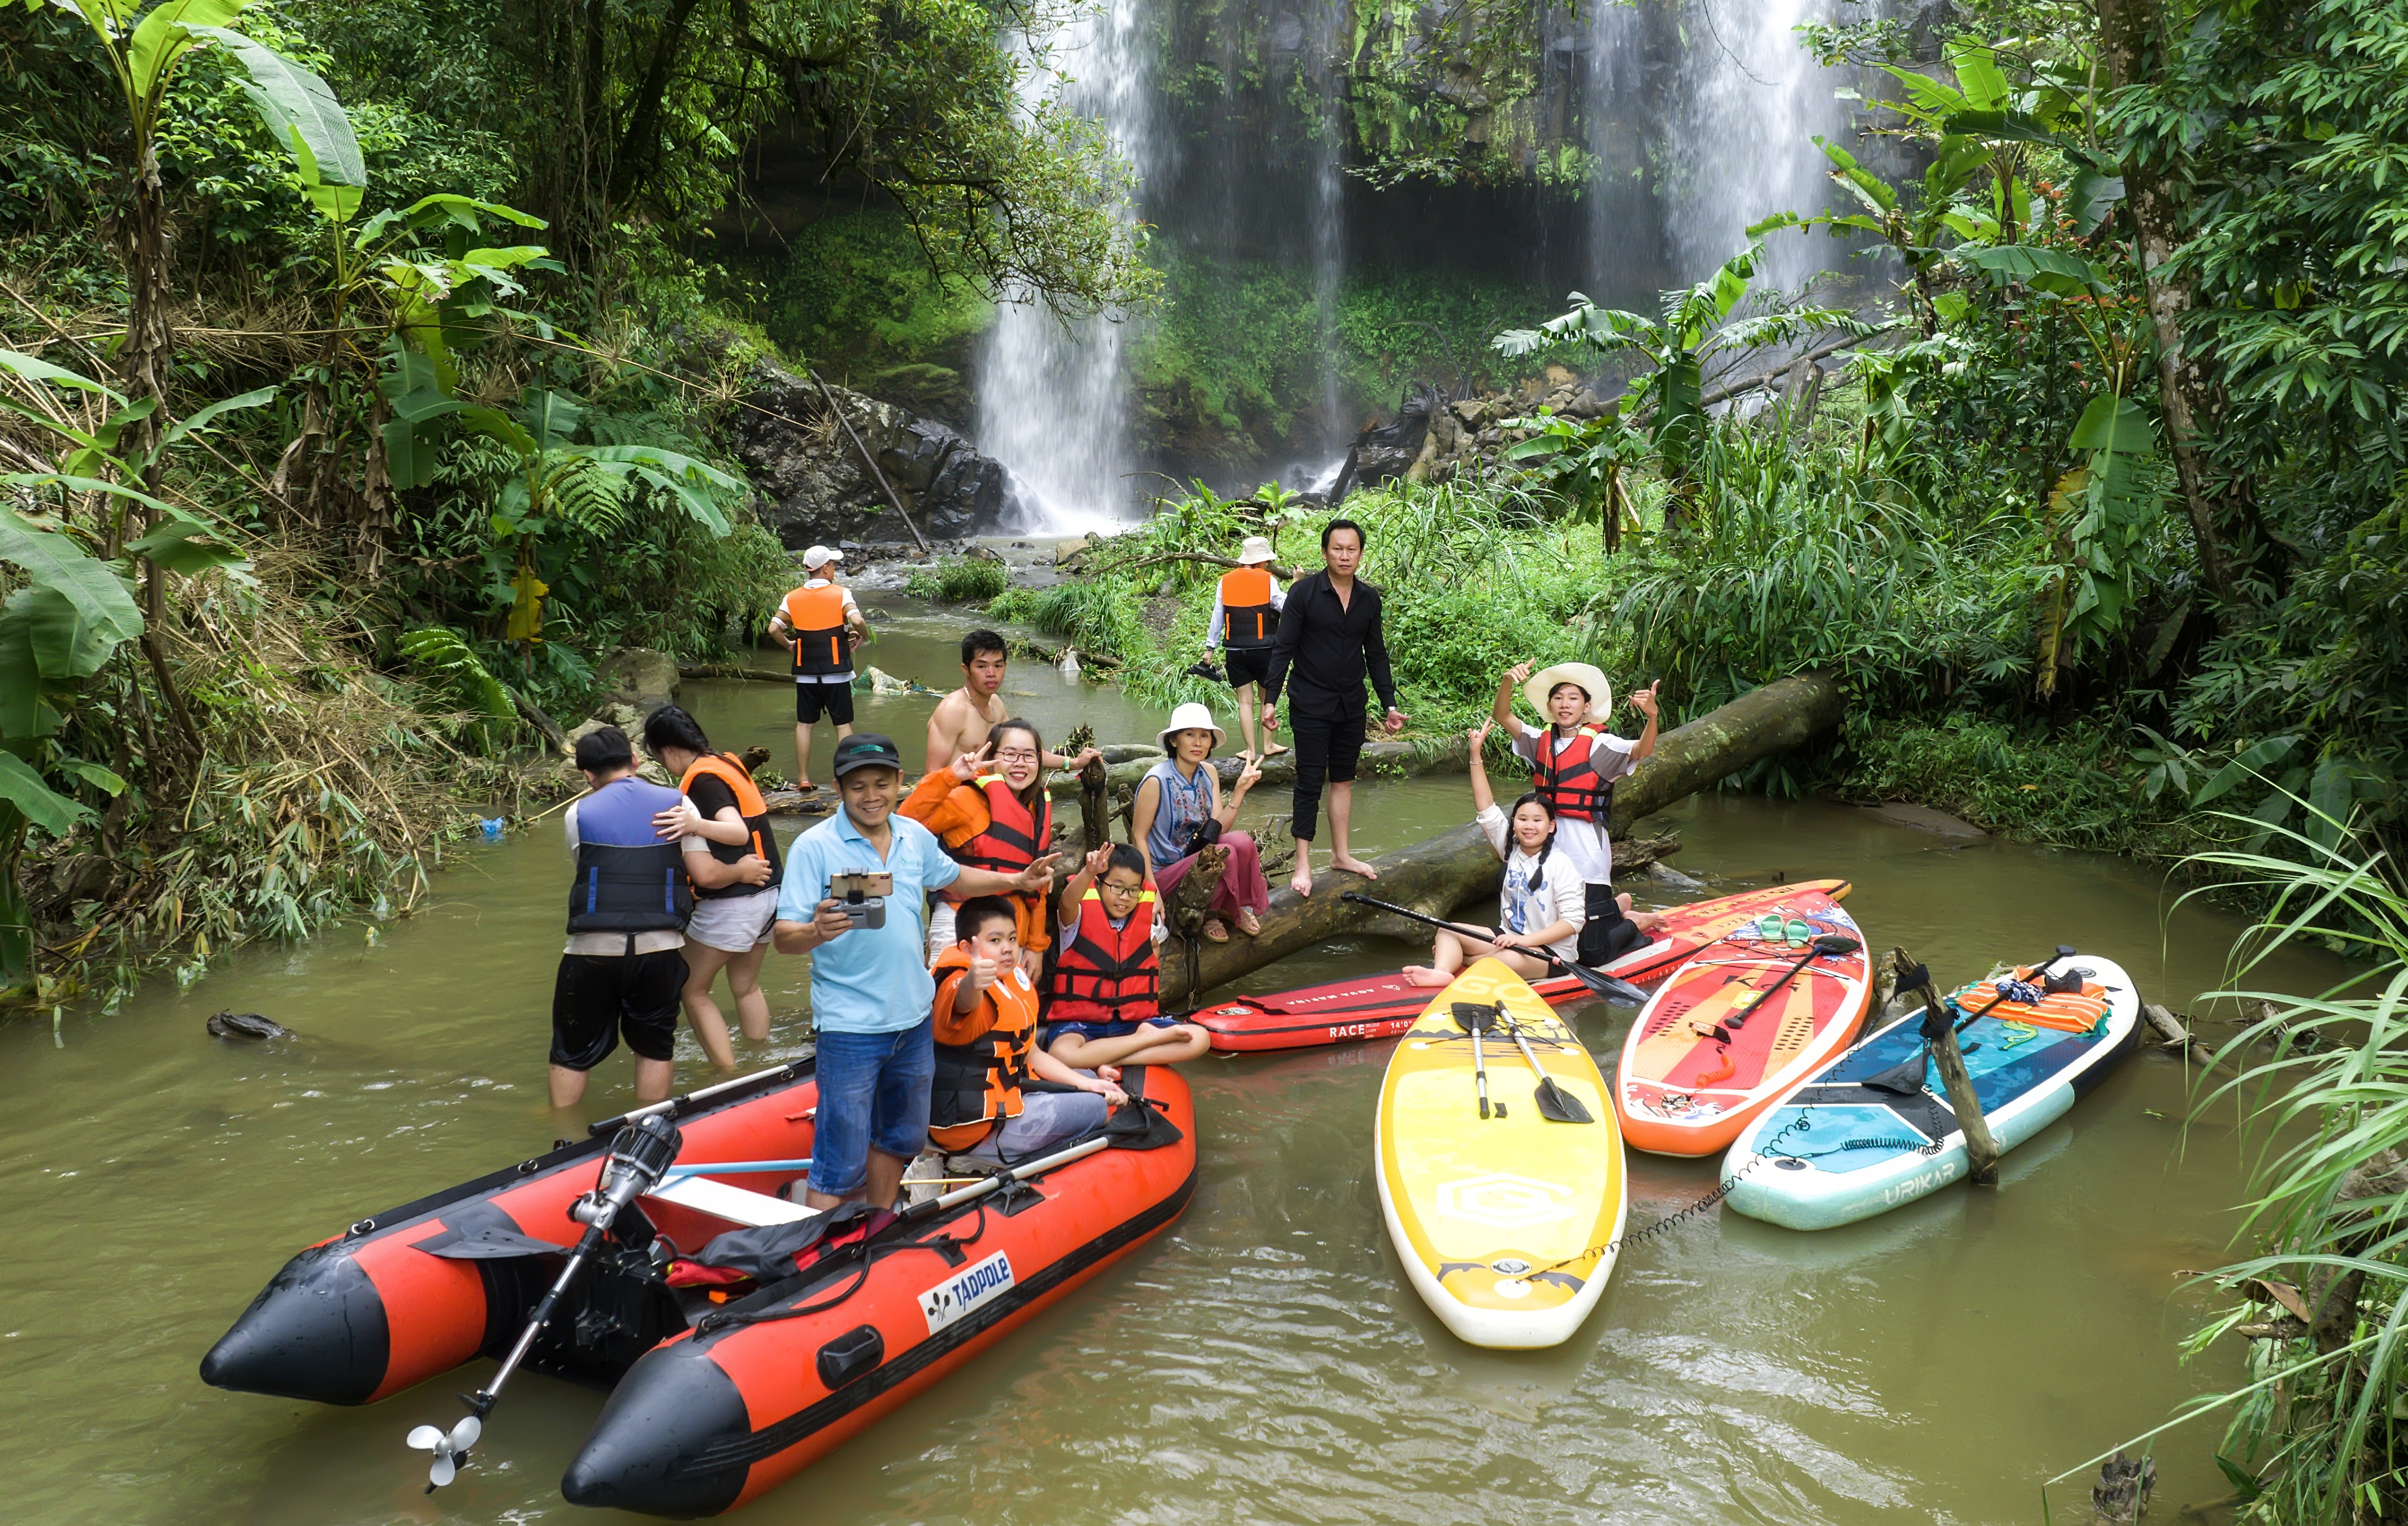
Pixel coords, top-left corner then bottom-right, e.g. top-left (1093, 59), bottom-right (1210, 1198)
top-left (905, 556), bottom-right (1009, 603)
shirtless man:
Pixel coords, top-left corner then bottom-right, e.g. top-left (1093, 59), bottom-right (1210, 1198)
top-left (924, 628), bottom-right (1100, 776)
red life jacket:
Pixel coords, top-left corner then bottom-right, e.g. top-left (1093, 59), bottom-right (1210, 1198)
top-left (1046, 889), bottom-right (1160, 1024)
top-left (1531, 727), bottom-right (1618, 824)
top-left (783, 582), bottom-right (852, 676)
top-left (1218, 566), bottom-right (1277, 649)
top-left (929, 947), bottom-right (1042, 1150)
top-left (678, 752), bottom-right (784, 900)
top-left (941, 775), bottom-right (1053, 910)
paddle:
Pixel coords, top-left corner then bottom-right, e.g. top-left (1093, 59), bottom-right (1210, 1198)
top-left (1451, 1001), bottom-right (1497, 1119)
top-left (1719, 933), bottom-right (1862, 1031)
top-left (1340, 892), bottom-right (1652, 1006)
top-left (406, 1113), bottom-right (682, 1492)
top-left (1859, 945), bottom-right (2081, 1096)
top-left (1495, 1007), bottom-right (1596, 1124)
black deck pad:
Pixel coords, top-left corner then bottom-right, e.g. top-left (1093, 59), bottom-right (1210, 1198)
top-left (1795, 1082), bottom-right (1959, 1141)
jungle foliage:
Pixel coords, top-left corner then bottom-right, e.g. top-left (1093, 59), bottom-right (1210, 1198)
top-left (0, 0), bottom-right (1152, 1006)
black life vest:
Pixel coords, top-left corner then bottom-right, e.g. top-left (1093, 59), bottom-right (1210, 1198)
top-left (929, 953), bottom-right (1041, 1150)
top-left (1218, 566), bottom-right (1278, 650)
top-left (1045, 889), bottom-right (1160, 1024)
top-left (678, 752), bottom-right (783, 900)
top-left (1531, 727), bottom-right (1617, 824)
top-left (566, 777), bottom-right (694, 936)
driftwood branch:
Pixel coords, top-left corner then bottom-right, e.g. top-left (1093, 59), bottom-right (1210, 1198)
top-left (1090, 549), bottom-right (1300, 581)
top-left (809, 369), bottom-right (929, 553)
top-left (1699, 328), bottom-right (1904, 410)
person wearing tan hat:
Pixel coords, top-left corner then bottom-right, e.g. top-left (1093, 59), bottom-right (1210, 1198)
top-left (767, 545), bottom-right (870, 790)
top-left (1205, 535), bottom-right (1288, 763)
top-left (1492, 659), bottom-right (1660, 965)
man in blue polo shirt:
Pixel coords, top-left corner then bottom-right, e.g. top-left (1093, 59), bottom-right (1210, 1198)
top-left (775, 732), bottom-right (1060, 1210)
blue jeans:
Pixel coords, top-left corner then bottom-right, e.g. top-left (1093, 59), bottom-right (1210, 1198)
top-left (809, 1018), bottom-right (934, 1197)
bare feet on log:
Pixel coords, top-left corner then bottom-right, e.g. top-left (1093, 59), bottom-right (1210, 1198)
top-left (1264, 742), bottom-right (1290, 758)
top-left (1290, 860), bottom-right (1314, 898)
top-left (1331, 853), bottom-right (1379, 879)
top-left (1401, 965), bottom-right (1451, 988)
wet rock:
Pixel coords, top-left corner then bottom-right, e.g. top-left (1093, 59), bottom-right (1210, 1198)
top-left (1860, 801), bottom-right (1988, 839)
top-left (1330, 390), bottom-right (1437, 499)
top-left (593, 649), bottom-right (680, 712)
top-left (208, 1011), bottom-right (292, 1041)
top-left (733, 364), bottom-right (1009, 548)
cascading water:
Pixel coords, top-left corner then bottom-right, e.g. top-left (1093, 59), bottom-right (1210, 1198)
top-left (1663, 0), bottom-right (1857, 291)
top-left (1306, 0), bottom-right (1347, 449)
top-left (976, 1), bottom-right (1154, 534)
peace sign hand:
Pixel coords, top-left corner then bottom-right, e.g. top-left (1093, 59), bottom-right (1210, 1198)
top-left (951, 739), bottom-right (993, 784)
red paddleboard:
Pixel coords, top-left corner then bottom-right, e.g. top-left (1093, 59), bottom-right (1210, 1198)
top-left (1194, 879), bottom-right (1852, 1054)
top-left (1615, 892), bottom-right (1871, 1157)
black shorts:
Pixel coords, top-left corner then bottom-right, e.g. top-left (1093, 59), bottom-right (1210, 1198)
top-left (550, 949), bottom-right (687, 1069)
top-left (796, 679), bottom-right (854, 725)
top-left (1223, 646), bottom-right (1273, 690)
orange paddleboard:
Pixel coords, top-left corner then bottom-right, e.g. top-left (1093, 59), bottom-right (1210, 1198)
top-left (1614, 893), bottom-right (1871, 1157)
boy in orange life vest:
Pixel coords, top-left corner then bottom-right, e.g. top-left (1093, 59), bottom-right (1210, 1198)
top-left (1205, 534), bottom-right (1288, 763)
top-left (929, 897), bottom-right (1126, 1158)
top-left (766, 545), bottom-right (870, 790)
top-left (1044, 844), bottom-right (1211, 1069)
top-left (901, 718), bottom-right (1057, 975)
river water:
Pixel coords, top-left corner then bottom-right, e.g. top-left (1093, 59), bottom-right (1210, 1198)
top-left (2, 603), bottom-right (2348, 1524)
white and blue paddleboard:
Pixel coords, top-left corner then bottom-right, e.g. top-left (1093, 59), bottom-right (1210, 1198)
top-left (1723, 953), bottom-right (2141, 1231)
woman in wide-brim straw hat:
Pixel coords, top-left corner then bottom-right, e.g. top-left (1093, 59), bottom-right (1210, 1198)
top-left (1489, 659), bottom-right (1663, 966)
top-left (1133, 701), bottom-right (1270, 942)
top-left (1206, 534), bottom-right (1289, 763)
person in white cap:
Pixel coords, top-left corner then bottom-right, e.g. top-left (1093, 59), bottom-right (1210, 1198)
top-left (1133, 701), bottom-right (1269, 941)
top-left (1205, 535), bottom-right (1288, 763)
top-left (1490, 659), bottom-right (1660, 965)
top-left (767, 546), bottom-right (869, 790)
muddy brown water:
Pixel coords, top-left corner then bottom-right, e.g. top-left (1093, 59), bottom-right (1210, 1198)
top-left (0, 604), bottom-right (2356, 1524)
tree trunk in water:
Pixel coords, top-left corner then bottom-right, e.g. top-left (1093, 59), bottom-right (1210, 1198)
top-left (2098, 0), bottom-right (2239, 607)
top-left (1893, 947), bottom-right (2000, 1185)
top-left (1160, 672), bottom-right (1844, 1002)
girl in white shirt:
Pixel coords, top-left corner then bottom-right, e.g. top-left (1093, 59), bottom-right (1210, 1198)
top-left (1403, 721), bottom-right (1597, 988)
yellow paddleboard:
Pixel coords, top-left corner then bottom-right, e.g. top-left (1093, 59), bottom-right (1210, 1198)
top-left (1374, 958), bottom-right (1627, 1349)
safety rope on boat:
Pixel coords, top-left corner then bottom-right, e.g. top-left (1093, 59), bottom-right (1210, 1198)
top-left (1529, 1113), bottom-right (1816, 1278)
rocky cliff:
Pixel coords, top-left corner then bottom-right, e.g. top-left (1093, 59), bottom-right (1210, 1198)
top-left (732, 366), bottom-right (1013, 547)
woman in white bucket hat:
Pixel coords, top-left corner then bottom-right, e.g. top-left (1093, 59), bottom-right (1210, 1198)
top-left (1205, 534), bottom-right (1288, 764)
top-left (1489, 659), bottom-right (1661, 966)
top-left (1132, 701), bottom-right (1270, 941)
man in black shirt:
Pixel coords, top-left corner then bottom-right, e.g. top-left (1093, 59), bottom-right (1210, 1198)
top-left (1263, 518), bottom-right (1407, 896)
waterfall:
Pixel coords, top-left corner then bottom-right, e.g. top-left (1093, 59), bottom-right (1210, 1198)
top-left (1582, 0), bottom-right (1658, 306)
top-left (975, 0), bottom-right (1153, 535)
top-left (1307, 0), bottom-right (1347, 447)
top-left (1664, 0), bottom-right (1855, 290)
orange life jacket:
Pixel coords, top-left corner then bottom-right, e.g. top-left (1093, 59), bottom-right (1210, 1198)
top-left (1045, 888), bottom-right (1160, 1024)
top-left (678, 752), bottom-right (783, 899)
top-left (1218, 565), bottom-right (1277, 649)
top-left (783, 582), bottom-right (852, 677)
top-left (1531, 727), bottom-right (1617, 824)
top-left (929, 947), bottom-right (1041, 1150)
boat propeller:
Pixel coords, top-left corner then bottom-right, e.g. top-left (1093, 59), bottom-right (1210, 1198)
top-left (406, 1414), bottom-right (482, 1490)
top-left (403, 1111), bottom-right (682, 1492)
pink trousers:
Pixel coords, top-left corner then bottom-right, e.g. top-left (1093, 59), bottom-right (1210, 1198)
top-left (1154, 830), bottom-right (1270, 919)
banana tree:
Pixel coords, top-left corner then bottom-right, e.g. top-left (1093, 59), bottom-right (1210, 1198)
top-left (0, 349), bottom-right (253, 984)
top-left (1493, 237), bottom-right (1869, 529)
top-left (1495, 413), bottom-right (1651, 553)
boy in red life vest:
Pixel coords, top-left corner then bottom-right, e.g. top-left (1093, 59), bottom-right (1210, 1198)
top-left (929, 896), bottom-right (1126, 1159)
top-left (1491, 660), bottom-right (1660, 966)
top-left (766, 545), bottom-right (870, 790)
top-left (1044, 844), bottom-right (1210, 1069)
top-left (900, 718), bottom-right (1057, 975)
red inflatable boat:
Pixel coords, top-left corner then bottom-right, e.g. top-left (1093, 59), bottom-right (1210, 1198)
top-left (201, 1060), bottom-right (1196, 1516)
top-left (1192, 879), bottom-right (1852, 1053)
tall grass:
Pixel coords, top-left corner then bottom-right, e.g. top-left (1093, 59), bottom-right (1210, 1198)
top-left (2102, 813), bottom-right (2408, 1520)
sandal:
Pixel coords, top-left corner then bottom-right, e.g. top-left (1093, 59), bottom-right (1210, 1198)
top-left (1234, 907), bottom-right (1262, 937)
top-left (1200, 918), bottom-right (1231, 944)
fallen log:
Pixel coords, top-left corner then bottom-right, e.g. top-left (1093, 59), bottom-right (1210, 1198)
top-left (1609, 671), bottom-right (1844, 833)
top-left (1155, 671), bottom-right (1846, 1001)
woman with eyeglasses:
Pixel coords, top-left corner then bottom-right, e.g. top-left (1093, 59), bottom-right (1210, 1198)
top-left (901, 716), bottom-right (1061, 977)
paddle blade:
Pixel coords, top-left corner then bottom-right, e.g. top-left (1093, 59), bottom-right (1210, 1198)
top-left (1811, 934), bottom-right (1862, 956)
top-left (1450, 1001), bottom-right (1497, 1033)
top-left (1533, 1077), bottom-right (1595, 1124)
top-left (1553, 958), bottom-right (1649, 1007)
